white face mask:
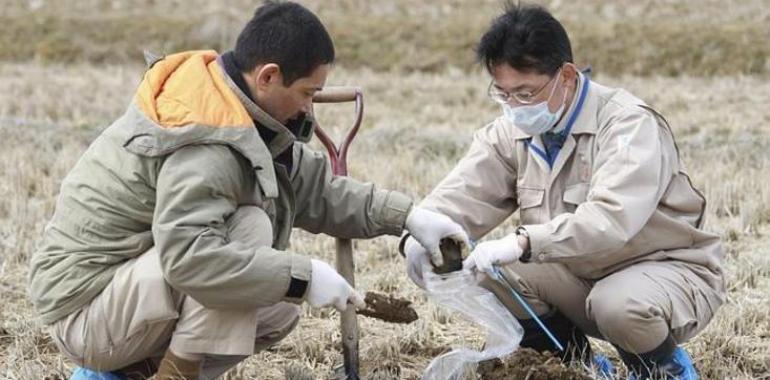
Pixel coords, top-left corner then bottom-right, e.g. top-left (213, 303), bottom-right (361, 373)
top-left (502, 72), bottom-right (567, 136)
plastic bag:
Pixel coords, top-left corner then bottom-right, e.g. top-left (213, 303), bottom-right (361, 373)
top-left (420, 269), bottom-right (523, 380)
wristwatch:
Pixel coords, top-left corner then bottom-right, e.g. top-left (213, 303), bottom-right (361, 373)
top-left (516, 226), bottom-right (532, 263)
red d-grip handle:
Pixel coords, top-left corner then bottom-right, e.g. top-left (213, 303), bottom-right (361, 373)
top-left (312, 86), bottom-right (363, 176)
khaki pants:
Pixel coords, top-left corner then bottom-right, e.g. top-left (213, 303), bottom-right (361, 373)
top-left (481, 259), bottom-right (723, 354)
top-left (50, 206), bottom-right (299, 378)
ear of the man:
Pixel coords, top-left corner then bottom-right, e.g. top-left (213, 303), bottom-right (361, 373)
top-left (255, 63), bottom-right (282, 90)
top-left (562, 63), bottom-right (579, 86)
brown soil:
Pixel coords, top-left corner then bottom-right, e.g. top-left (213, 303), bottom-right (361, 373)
top-left (478, 348), bottom-right (592, 380)
top-left (433, 238), bottom-right (464, 274)
top-left (358, 291), bottom-right (418, 324)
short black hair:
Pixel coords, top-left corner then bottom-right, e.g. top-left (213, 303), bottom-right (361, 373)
top-left (234, 0), bottom-right (334, 86)
top-left (477, 2), bottom-right (572, 76)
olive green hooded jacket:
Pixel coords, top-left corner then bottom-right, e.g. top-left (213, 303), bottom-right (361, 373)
top-left (29, 50), bottom-right (412, 325)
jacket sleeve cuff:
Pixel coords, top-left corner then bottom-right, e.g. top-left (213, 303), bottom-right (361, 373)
top-left (521, 223), bottom-right (554, 263)
top-left (375, 191), bottom-right (413, 236)
top-left (282, 253), bottom-right (312, 304)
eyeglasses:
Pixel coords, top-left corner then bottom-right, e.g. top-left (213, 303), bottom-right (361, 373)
top-left (487, 68), bottom-right (561, 106)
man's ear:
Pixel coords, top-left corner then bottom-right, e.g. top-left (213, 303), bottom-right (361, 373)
top-left (254, 63), bottom-right (282, 91)
top-left (562, 63), bottom-right (579, 90)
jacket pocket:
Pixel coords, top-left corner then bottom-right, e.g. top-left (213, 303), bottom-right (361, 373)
top-left (517, 186), bottom-right (545, 223)
top-left (563, 182), bottom-right (589, 213)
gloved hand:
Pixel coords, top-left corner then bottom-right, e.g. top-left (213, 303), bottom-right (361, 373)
top-left (307, 259), bottom-right (366, 311)
top-left (462, 234), bottom-right (522, 273)
top-left (405, 207), bottom-right (470, 267)
top-left (404, 236), bottom-right (431, 289)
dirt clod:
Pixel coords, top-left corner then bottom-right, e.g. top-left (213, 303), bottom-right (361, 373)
top-left (478, 348), bottom-right (592, 380)
top-left (358, 291), bottom-right (418, 324)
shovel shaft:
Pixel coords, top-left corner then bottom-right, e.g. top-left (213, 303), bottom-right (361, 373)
top-left (336, 239), bottom-right (359, 378)
top-left (312, 86), bottom-right (365, 379)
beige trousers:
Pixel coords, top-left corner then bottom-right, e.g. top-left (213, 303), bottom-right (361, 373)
top-left (481, 259), bottom-right (723, 354)
top-left (49, 206), bottom-right (299, 378)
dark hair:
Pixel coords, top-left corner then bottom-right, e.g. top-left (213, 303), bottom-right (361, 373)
top-left (234, 0), bottom-right (334, 86)
top-left (477, 2), bottom-right (572, 76)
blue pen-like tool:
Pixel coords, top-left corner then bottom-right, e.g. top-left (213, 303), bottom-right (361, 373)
top-left (489, 265), bottom-right (564, 352)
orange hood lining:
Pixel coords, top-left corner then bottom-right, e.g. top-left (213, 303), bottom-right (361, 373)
top-left (134, 50), bottom-right (253, 129)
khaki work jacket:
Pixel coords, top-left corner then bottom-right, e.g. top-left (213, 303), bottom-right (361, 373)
top-left (419, 74), bottom-right (724, 297)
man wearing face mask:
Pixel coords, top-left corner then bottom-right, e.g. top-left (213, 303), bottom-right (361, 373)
top-left (29, 2), bottom-right (468, 380)
top-left (401, 4), bottom-right (724, 380)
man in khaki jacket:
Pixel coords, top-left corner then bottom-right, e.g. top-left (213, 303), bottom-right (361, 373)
top-left (28, 2), bottom-right (467, 379)
top-left (402, 4), bottom-right (724, 380)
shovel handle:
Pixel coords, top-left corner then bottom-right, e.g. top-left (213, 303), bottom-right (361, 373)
top-left (313, 86), bottom-right (361, 103)
top-left (312, 86), bottom-right (364, 176)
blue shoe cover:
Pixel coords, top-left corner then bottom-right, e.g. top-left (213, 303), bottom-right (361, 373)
top-left (669, 347), bottom-right (699, 380)
top-left (70, 367), bottom-right (125, 380)
top-left (628, 347), bottom-right (699, 380)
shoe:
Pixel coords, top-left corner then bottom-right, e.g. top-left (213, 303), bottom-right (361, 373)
top-left (618, 337), bottom-right (699, 380)
top-left (665, 347), bottom-right (699, 380)
top-left (628, 347), bottom-right (698, 380)
top-left (70, 367), bottom-right (125, 380)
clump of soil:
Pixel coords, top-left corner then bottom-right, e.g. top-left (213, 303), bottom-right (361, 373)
top-left (358, 291), bottom-right (418, 324)
top-left (478, 348), bottom-right (592, 380)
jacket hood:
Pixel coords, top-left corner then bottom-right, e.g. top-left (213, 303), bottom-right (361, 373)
top-left (134, 50), bottom-right (253, 129)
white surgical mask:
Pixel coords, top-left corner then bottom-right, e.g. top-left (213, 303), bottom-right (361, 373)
top-left (502, 73), bottom-right (567, 136)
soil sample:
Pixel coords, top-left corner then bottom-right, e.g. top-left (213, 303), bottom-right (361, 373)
top-left (432, 238), bottom-right (464, 274)
top-left (357, 291), bottom-right (419, 324)
top-left (478, 348), bottom-right (592, 380)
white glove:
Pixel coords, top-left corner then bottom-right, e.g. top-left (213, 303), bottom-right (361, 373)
top-left (404, 236), bottom-right (431, 289)
top-left (405, 207), bottom-right (470, 266)
top-left (307, 259), bottom-right (366, 311)
top-left (462, 234), bottom-right (522, 273)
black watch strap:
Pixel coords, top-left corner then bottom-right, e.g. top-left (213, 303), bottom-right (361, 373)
top-left (516, 227), bottom-right (532, 263)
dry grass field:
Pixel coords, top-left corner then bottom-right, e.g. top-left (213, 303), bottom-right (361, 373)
top-left (0, 1), bottom-right (768, 379)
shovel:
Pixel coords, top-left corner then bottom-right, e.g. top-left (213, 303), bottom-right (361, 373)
top-left (312, 86), bottom-right (364, 380)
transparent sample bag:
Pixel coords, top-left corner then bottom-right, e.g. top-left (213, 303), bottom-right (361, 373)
top-left (420, 269), bottom-right (523, 380)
